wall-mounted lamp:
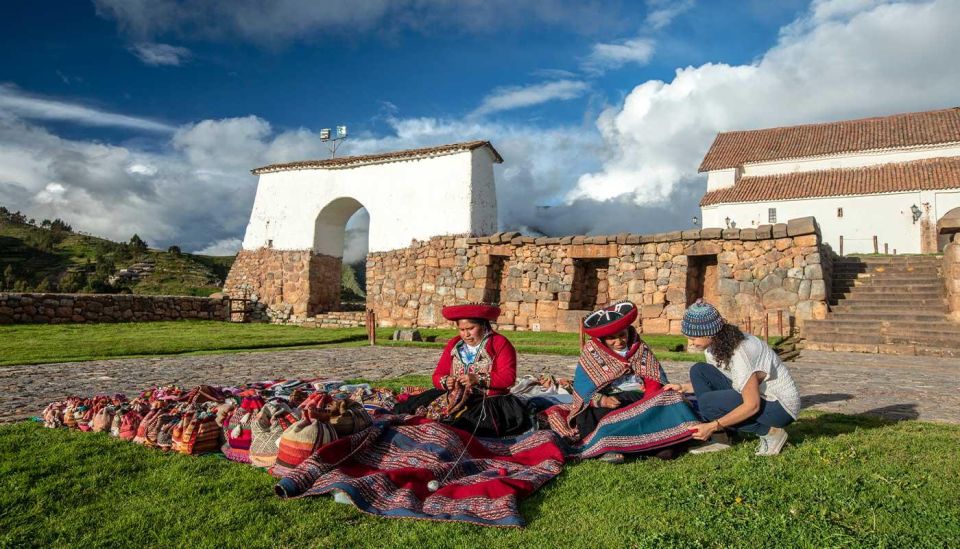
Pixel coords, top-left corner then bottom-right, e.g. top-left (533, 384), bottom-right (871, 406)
top-left (910, 204), bottom-right (922, 224)
top-left (724, 216), bottom-right (731, 229)
top-left (692, 215), bottom-right (699, 227)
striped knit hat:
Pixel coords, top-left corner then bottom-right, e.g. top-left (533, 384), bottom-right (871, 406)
top-left (681, 300), bottom-right (724, 337)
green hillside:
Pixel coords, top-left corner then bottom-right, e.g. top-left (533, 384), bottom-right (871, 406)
top-left (0, 207), bottom-right (232, 297)
top-left (0, 207), bottom-right (367, 299)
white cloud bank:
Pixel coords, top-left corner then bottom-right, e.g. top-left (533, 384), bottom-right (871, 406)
top-left (472, 80), bottom-right (590, 117)
top-left (582, 38), bottom-right (656, 74)
top-left (130, 42), bottom-right (192, 66)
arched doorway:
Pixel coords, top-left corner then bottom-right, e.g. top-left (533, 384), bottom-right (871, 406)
top-left (937, 206), bottom-right (960, 252)
top-left (310, 197), bottom-right (368, 314)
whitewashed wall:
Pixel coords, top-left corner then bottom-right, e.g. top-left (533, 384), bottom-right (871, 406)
top-left (241, 148), bottom-right (499, 255)
top-left (702, 188), bottom-right (960, 254)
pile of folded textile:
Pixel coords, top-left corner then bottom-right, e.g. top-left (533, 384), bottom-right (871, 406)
top-left (41, 380), bottom-right (424, 476)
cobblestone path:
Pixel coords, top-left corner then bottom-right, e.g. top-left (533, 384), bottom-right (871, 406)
top-left (2, 347), bottom-right (957, 424)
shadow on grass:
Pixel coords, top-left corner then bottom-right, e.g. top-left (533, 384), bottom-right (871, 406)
top-left (787, 404), bottom-right (919, 444)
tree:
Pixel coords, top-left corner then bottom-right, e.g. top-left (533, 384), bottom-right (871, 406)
top-left (41, 219), bottom-right (52, 228)
top-left (129, 234), bottom-right (148, 255)
top-left (2, 265), bottom-right (13, 290)
top-left (167, 245), bottom-right (182, 256)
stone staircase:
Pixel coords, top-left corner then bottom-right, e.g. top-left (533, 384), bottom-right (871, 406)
top-left (804, 255), bottom-right (959, 357)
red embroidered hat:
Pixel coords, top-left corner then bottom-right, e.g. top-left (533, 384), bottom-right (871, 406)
top-left (583, 301), bottom-right (638, 338)
top-left (442, 303), bottom-right (501, 322)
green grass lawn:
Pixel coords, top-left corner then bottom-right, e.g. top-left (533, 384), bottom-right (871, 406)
top-left (2, 410), bottom-right (958, 547)
top-left (0, 321), bottom-right (707, 366)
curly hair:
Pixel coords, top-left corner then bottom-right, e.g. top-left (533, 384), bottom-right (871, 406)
top-left (708, 322), bottom-right (746, 369)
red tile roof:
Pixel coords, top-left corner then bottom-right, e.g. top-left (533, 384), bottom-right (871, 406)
top-left (700, 156), bottom-right (960, 206)
top-left (252, 140), bottom-right (503, 174)
top-left (699, 107), bottom-right (960, 172)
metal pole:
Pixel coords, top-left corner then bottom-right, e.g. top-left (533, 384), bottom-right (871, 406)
top-left (778, 310), bottom-right (783, 337)
top-left (873, 235), bottom-right (879, 254)
top-left (884, 243), bottom-right (889, 254)
top-left (839, 236), bottom-right (844, 256)
top-left (746, 316), bottom-right (752, 335)
top-left (764, 313), bottom-right (770, 341)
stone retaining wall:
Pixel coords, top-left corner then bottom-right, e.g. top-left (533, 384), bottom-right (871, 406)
top-left (944, 242), bottom-right (960, 321)
top-left (287, 311), bottom-right (367, 328)
top-left (365, 217), bottom-right (828, 335)
top-left (0, 293), bottom-right (229, 324)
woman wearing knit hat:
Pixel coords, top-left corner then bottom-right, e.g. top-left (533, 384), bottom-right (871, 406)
top-left (543, 301), bottom-right (700, 464)
top-left (668, 300), bottom-right (800, 456)
top-left (391, 303), bottom-right (532, 437)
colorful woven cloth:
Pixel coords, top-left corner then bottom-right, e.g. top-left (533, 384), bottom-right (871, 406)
top-left (274, 416), bottom-right (565, 528)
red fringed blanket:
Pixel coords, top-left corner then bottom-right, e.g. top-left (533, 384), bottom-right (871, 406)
top-left (273, 416), bottom-right (565, 527)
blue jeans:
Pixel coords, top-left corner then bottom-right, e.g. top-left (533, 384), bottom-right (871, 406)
top-left (689, 362), bottom-right (793, 436)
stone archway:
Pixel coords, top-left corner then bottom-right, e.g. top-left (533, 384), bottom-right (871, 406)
top-left (309, 197), bottom-right (367, 313)
top-left (937, 206), bottom-right (960, 252)
top-left (224, 141), bottom-right (502, 322)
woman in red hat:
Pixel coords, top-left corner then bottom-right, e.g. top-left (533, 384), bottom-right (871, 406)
top-left (392, 303), bottom-right (531, 437)
top-left (543, 301), bottom-right (699, 463)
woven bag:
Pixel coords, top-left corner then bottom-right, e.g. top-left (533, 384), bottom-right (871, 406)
top-left (329, 399), bottom-right (372, 437)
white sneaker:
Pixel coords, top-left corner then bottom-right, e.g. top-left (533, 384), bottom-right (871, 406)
top-left (689, 432), bottom-right (733, 454)
top-left (756, 427), bottom-right (789, 456)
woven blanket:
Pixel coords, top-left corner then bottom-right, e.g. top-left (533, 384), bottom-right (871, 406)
top-left (274, 416), bottom-right (565, 527)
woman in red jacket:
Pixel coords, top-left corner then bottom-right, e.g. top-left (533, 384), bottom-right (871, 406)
top-left (393, 303), bottom-right (531, 437)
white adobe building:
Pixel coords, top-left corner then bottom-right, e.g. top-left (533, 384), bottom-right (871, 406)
top-left (243, 141), bottom-right (502, 256)
top-left (698, 108), bottom-right (960, 254)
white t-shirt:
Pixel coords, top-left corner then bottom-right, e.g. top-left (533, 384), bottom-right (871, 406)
top-left (704, 334), bottom-right (801, 419)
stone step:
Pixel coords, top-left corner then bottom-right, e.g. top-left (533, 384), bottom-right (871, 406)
top-left (836, 284), bottom-right (943, 294)
top-left (830, 299), bottom-right (950, 316)
top-left (830, 292), bottom-right (946, 307)
top-left (805, 325), bottom-right (960, 344)
top-left (833, 263), bottom-right (941, 273)
top-left (832, 306), bottom-right (949, 316)
top-left (831, 270), bottom-right (941, 281)
top-left (828, 311), bottom-right (949, 322)
top-left (803, 339), bottom-right (960, 357)
top-left (837, 255), bottom-right (942, 264)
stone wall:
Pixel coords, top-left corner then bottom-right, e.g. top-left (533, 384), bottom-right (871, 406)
top-left (365, 216), bottom-right (828, 335)
top-left (224, 248), bottom-right (341, 321)
top-left (0, 293), bottom-right (229, 324)
top-left (944, 242), bottom-right (960, 321)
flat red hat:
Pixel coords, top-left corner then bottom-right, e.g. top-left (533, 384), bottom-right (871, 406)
top-left (583, 301), bottom-right (638, 338)
top-left (442, 303), bottom-right (501, 322)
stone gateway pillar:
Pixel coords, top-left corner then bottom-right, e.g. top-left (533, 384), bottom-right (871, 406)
top-left (224, 141), bottom-right (502, 322)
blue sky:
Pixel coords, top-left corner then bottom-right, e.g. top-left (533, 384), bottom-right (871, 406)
top-left (1, 0), bottom-right (958, 257)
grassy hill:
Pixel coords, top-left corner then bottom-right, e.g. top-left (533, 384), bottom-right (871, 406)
top-left (0, 212), bottom-right (232, 297)
top-left (0, 209), bottom-right (367, 299)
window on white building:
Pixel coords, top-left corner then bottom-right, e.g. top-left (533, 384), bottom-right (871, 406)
top-left (837, 207), bottom-right (843, 218)
top-left (768, 208), bottom-right (777, 223)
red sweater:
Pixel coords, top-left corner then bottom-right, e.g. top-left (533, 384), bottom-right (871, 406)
top-left (431, 333), bottom-right (517, 396)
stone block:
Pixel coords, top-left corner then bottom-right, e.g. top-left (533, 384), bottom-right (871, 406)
top-left (718, 278), bottom-right (739, 296)
top-left (641, 318), bottom-right (669, 334)
top-left (663, 303), bottom-right (686, 320)
top-left (739, 228), bottom-right (757, 240)
top-left (665, 288), bottom-right (686, 304)
top-left (772, 223), bottom-right (788, 238)
top-left (809, 280), bottom-right (827, 301)
top-left (642, 304), bottom-right (664, 319)
top-left (700, 228), bottom-right (723, 239)
top-left (722, 228), bottom-right (740, 240)
top-left (391, 329), bottom-right (423, 342)
top-left (804, 264), bottom-right (824, 280)
top-left (681, 230), bottom-right (701, 240)
top-left (786, 216), bottom-right (818, 237)
top-left (663, 231), bottom-right (683, 242)
top-left (794, 234), bottom-right (818, 247)
top-left (761, 288), bottom-right (799, 309)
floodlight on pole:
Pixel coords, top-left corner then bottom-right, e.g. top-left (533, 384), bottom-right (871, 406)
top-left (320, 124), bottom-right (348, 158)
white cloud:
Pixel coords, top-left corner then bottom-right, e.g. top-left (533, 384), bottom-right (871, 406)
top-left (0, 84), bottom-right (174, 133)
top-left (570, 0), bottom-right (960, 210)
top-left (582, 38), bottom-right (656, 74)
top-left (130, 42), bottom-right (191, 66)
top-left (645, 0), bottom-right (695, 30)
top-left (471, 80), bottom-right (589, 117)
top-left (195, 237), bottom-right (242, 256)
